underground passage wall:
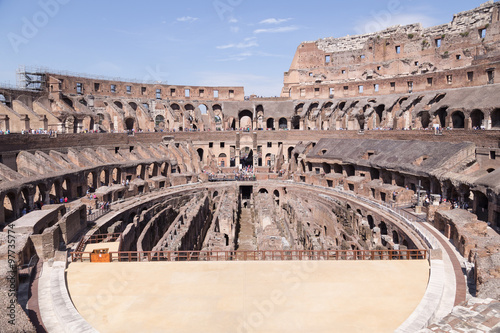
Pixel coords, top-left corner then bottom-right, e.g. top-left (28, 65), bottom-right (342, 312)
top-left (98, 182), bottom-right (426, 254)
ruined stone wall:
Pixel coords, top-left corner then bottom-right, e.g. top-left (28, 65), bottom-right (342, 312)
top-left (136, 206), bottom-right (177, 252)
top-left (30, 224), bottom-right (61, 261)
top-left (46, 74), bottom-right (245, 101)
top-left (283, 2), bottom-right (500, 98)
top-left (434, 209), bottom-right (500, 299)
top-left (58, 204), bottom-right (86, 243)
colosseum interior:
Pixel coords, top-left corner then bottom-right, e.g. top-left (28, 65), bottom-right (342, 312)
top-left (1, 1), bottom-right (500, 332)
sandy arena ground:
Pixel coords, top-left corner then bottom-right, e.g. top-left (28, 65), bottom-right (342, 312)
top-left (67, 260), bottom-right (429, 333)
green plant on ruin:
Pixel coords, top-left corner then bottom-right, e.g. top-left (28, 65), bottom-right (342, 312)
top-left (408, 33), bottom-right (414, 39)
top-left (460, 31), bottom-right (469, 37)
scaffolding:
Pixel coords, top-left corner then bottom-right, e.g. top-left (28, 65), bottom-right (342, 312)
top-left (17, 66), bottom-right (46, 91)
top-left (17, 65), bottom-right (166, 87)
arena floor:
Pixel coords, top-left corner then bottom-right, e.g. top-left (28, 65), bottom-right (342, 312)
top-left (66, 260), bottom-right (429, 333)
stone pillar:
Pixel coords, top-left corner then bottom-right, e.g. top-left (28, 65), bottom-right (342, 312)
top-left (287, 119), bottom-right (291, 130)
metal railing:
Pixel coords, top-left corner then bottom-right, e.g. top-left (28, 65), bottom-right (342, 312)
top-left (208, 175), bottom-right (256, 182)
top-left (74, 232), bottom-right (122, 255)
top-left (71, 249), bottom-right (428, 262)
top-left (87, 207), bottom-right (110, 222)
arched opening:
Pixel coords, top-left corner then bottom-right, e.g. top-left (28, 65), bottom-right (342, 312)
top-left (491, 109), bottom-right (500, 128)
top-left (199, 104), bottom-right (208, 115)
top-left (34, 184), bottom-right (46, 207)
top-left (19, 188), bottom-right (29, 213)
top-left (240, 147), bottom-right (253, 168)
top-left (3, 192), bottom-right (16, 222)
top-left (62, 178), bottom-right (71, 199)
top-left (218, 153), bottom-right (227, 168)
top-left (273, 190), bottom-right (280, 205)
top-left (0, 94), bottom-right (6, 105)
top-left (344, 165), bottom-right (355, 177)
top-left (470, 109), bottom-right (484, 128)
top-left (392, 231), bottom-right (399, 244)
top-left (87, 172), bottom-right (96, 190)
top-left (197, 148), bottom-right (204, 162)
top-left (258, 188), bottom-right (268, 194)
top-left (394, 173), bottom-right (404, 187)
top-left (475, 191), bottom-right (489, 222)
top-left (322, 163), bottom-right (331, 174)
top-left (125, 118), bottom-right (135, 131)
top-left (239, 110), bottom-right (253, 130)
top-left (136, 165), bottom-right (144, 179)
top-left (96, 113), bottom-right (105, 126)
top-left (333, 164), bottom-right (342, 174)
top-left (100, 170), bottom-right (108, 186)
top-left (487, 168), bottom-right (495, 173)
top-left (129, 102), bottom-right (137, 111)
top-left (375, 105), bottom-right (385, 127)
top-left (114, 101), bottom-right (123, 109)
top-left (370, 168), bottom-right (380, 180)
top-left (213, 191), bottom-right (219, 198)
top-left (279, 118), bottom-right (287, 129)
top-left (287, 147), bottom-right (294, 161)
top-left (291, 116), bottom-right (300, 130)
top-left (367, 215), bottom-right (374, 229)
top-left (381, 172), bottom-right (392, 184)
top-left (418, 111), bottom-right (431, 128)
top-left (451, 111), bottom-right (465, 129)
top-left (112, 168), bottom-right (121, 184)
top-left (356, 114), bottom-right (366, 130)
top-left (227, 117), bottom-right (236, 130)
top-left (435, 107), bottom-right (448, 127)
top-left (265, 153), bottom-right (272, 167)
top-left (379, 221), bottom-right (388, 235)
top-left (155, 115), bottom-right (165, 129)
top-left (148, 163), bottom-right (158, 178)
top-left (50, 181), bottom-right (61, 203)
top-left (266, 118), bottom-right (275, 130)
top-left (170, 103), bottom-right (181, 112)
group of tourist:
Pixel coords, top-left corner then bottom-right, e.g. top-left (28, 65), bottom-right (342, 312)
top-left (0, 129), bottom-right (57, 135)
top-left (205, 165), bottom-right (257, 182)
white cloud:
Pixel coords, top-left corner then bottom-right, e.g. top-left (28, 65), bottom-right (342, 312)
top-left (254, 26), bottom-right (299, 34)
top-left (216, 52), bottom-right (253, 62)
top-left (215, 50), bottom-right (287, 62)
top-left (230, 26), bottom-right (240, 33)
top-left (216, 37), bottom-right (258, 49)
top-left (228, 18), bottom-right (238, 23)
top-left (259, 18), bottom-right (292, 25)
top-left (176, 16), bottom-right (198, 23)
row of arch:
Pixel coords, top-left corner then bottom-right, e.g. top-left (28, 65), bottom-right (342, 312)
top-left (1, 161), bottom-right (171, 225)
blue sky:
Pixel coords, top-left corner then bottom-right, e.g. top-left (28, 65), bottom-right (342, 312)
top-left (0, 0), bottom-right (491, 96)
